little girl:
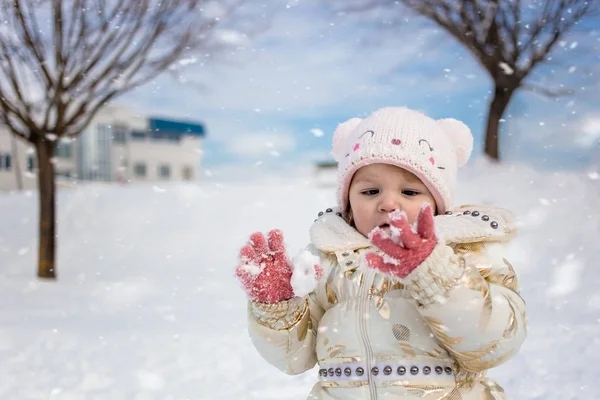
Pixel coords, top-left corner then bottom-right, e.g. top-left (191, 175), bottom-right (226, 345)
top-left (235, 107), bottom-right (527, 399)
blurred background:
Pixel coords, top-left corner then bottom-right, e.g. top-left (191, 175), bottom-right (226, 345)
top-left (0, 0), bottom-right (599, 399)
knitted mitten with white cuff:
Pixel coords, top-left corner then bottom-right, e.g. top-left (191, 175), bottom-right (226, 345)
top-left (235, 229), bottom-right (323, 305)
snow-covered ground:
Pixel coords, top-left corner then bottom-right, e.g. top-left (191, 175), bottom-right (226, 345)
top-left (1, 160), bottom-right (599, 399)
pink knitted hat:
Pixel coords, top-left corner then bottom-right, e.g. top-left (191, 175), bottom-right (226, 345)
top-left (331, 107), bottom-right (473, 215)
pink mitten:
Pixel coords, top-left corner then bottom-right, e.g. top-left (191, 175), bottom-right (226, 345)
top-left (365, 204), bottom-right (438, 279)
top-left (235, 230), bottom-right (323, 304)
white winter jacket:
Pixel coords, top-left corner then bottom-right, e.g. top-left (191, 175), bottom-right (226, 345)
top-left (247, 205), bottom-right (527, 399)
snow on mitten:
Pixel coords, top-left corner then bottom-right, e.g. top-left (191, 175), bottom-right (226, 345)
top-left (235, 230), bottom-right (322, 304)
top-left (365, 204), bottom-right (438, 279)
top-left (290, 248), bottom-right (323, 297)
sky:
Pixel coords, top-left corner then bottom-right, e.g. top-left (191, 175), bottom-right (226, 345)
top-left (119, 0), bottom-right (600, 176)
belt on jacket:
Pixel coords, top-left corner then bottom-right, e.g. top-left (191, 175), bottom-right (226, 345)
top-left (318, 361), bottom-right (455, 384)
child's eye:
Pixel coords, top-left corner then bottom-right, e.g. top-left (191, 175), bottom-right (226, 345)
top-left (402, 190), bottom-right (419, 196)
top-left (361, 189), bottom-right (380, 196)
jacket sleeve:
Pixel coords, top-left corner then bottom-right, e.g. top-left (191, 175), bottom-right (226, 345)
top-left (246, 245), bottom-right (332, 375)
top-left (404, 240), bottom-right (527, 372)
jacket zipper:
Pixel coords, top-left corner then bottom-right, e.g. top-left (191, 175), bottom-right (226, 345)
top-left (358, 266), bottom-right (377, 399)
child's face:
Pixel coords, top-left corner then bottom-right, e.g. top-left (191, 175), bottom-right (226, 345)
top-left (348, 163), bottom-right (437, 237)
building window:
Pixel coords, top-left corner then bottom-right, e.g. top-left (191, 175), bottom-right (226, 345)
top-left (134, 163), bottom-right (147, 177)
top-left (55, 141), bottom-right (73, 159)
top-left (151, 130), bottom-right (181, 142)
top-left (182, 166), bottom-right (193, 180)
top-left (158, 164), bottom-right (171, 179)
top-left (0, 153), bottom-right (11, 170)
top-left (131, 130), bottom-right (147, 140)
top-left (27, 155), bottom-right (36, 171)
top-left (113, 124), bottom-right (128, 144)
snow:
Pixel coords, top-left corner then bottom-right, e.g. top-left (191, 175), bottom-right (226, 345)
top-left (310, 128), bottom-right (324, 138)
top-left (238, 263), bottom-right (265, 278)
top-left (290, 249), bottom-right (321, 297)
top-left (546, 255), bottom-right (583, 297)
top-left (0, 160), bottom-right (599, 399)
top-left (499, 62), bottom-right (514, 75)
top-left (177, 56), bottom-right (198, 67)
top-left (216, 30), bottom-right (248, 45)
top-left (578, 117), bottom-right (600, 147)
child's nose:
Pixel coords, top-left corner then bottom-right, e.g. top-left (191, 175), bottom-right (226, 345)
top-left (378, 194), bottom-right (400, 213)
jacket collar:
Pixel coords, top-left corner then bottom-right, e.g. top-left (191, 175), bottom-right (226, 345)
top-left (435, 205), bottom-right (517, 244)
top-left (310, 205), bottom-right (517, 254)
top-left (309, 210), bottom-right (371, 254)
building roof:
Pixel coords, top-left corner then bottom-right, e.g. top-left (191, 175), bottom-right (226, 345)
top-left (315, 160), bottom-right (337, 169)
top-left (149, 117), bottom-right (206, 138)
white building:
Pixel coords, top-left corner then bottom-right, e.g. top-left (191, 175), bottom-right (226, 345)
top-left (0, 105), bottom-right (205, 191)
top-left (0, 130), bottom-right (41, 191)
top-left (314, 159), bottom-right (338, 187)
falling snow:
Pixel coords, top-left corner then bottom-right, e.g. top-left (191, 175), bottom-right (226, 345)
top-left (0, 160), bottom-right (598, 398)
top-left (310, 128), bottom-right (324, 137)
top-left (499, 62), bottom-right (514, 75)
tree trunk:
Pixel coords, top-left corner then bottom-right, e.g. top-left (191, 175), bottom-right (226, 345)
top-left (34, 136), bottom-right (57, 280)
top-left (484, 85), bottom-right (515, 161)
top-left (10, 133), bottom-right (23, 190)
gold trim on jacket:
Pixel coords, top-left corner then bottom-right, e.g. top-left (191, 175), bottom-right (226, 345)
top-left (246, 204), bottom-right (527, 399)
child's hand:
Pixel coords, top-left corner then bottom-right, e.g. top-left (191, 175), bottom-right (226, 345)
top-left (365, 204), bottom-right (438, 279)
top-left (235, 230), bottom-right (322, 304)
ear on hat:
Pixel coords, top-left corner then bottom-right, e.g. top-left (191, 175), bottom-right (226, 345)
top-left (437, 118), bottom-right (473, 167)
top-left (331, 117), bottom-right (362, 162)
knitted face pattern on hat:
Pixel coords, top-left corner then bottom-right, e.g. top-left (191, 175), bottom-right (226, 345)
top-left (331, 107), bottom-right (473, 215)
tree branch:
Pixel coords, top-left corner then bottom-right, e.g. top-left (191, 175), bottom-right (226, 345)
top-left (0, 86), bottom-right (38, 140)
top-left (522, 82), bottom-right (574, 97)
top-left (65, 0), bottom-right (134, 89)
top-left (1, 0), bottom-right (248, 140)
top-left (0, 41), bottom-right (30, 116)
top-left (12, 1), bottom-right (53, 89)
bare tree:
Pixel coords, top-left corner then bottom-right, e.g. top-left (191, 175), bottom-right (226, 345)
top-left (0, 0), bottom-right (246, 279)
top-left (336, 0), bottom-right (599, 160)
